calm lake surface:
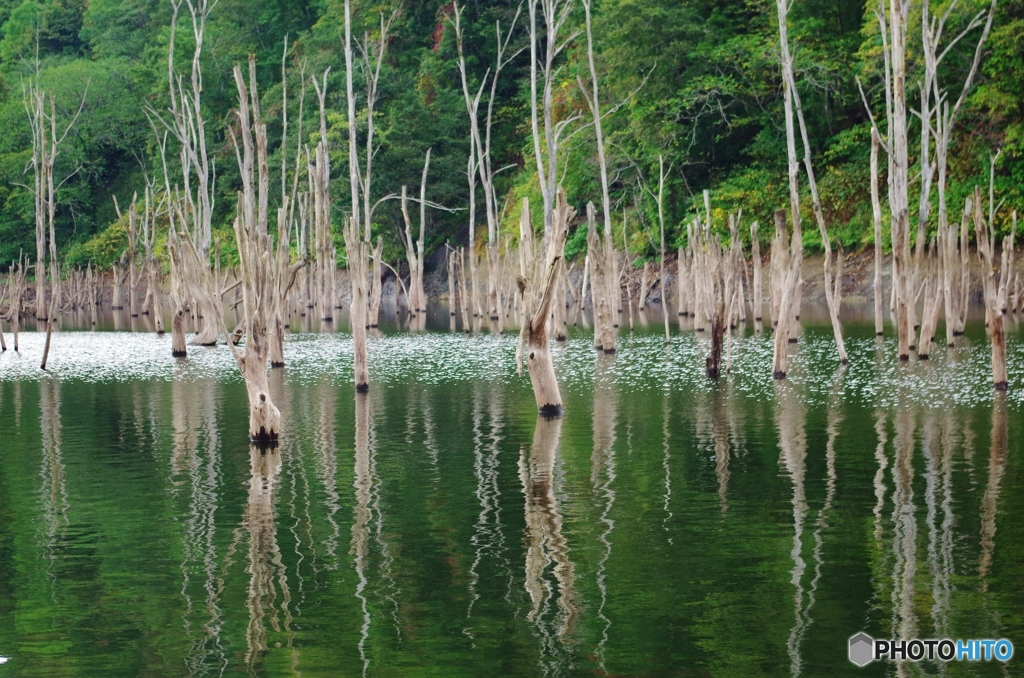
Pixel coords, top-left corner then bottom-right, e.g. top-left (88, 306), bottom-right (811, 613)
top-left (1, 307), bottom-right (1023, 676)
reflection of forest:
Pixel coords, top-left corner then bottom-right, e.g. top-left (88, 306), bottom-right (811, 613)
top-left (1, 352), bottom-right (1022, 676)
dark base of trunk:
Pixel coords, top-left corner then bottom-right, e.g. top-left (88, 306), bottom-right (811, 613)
top-left (788, 337), bottom-right (798, 344)
top-left (696, 327), bottom-right (705, 332)
top-left (450, 312), bottom-right (456, 316)
top-left (755, 316), bottom-right (762, 321)
top-left (919, 354), bottom-right (929, 360)
top-left (773, 370), bottom-right (786, 380)
top-left (613, 324), bottom-right (619, 328)
top-left (556, 335), bottom-right (567, 342)
top-left (250, 427), bottom-right (279, 443)
top-left (876, 331), bottom-right (884, 336)
top-left (355, 382), bottom-right (369, 393)
top-left (157, 330), bottom-right (165, 336)
top-left (953, 330), bottom-right (964, 336)
top-left (172, 350), bottom-right (187, 357)
top-left (841, 358), bottom-right (849, 365)
top-left (899, 354), bottom-right (909, 361)
top-left (995, 381), bottom-right (1008, 391)
top-left (271, 361), bottom-right (285, 368)
top-left (604, 348), bottom-right (616, 354)
top-left (538, 403), bottom-right (564, 417)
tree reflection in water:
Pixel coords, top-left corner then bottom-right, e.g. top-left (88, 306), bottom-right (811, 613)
top-left (592, 353), bottom-right (617, 671)
top-left (775, 380), bottom-right (809, 677)
top-left (171, 374), bottom-right (226, 674)
top-left (521, 413), bottom-right (578, 669)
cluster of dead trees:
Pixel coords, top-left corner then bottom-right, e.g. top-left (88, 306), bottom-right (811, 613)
top-left (3, 0), bottom-right (1019, 438)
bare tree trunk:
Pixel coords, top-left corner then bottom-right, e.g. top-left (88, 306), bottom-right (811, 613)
top-left (751, 222), bottom-right (762, 322)
top-left (638, 262), bottom-right (651, 311)
top-left (771, 209), bottom-right (802, 379)
top-left (368, 238), bottom-right (383, 328)
top-left (224, 58), bottom-right (288, 441)
top-left (40, 260), bottom-right (59, 370)
top-left (447, 248), bottom-right (457, 320)
top-left (517, 192), bottom-right (571, 415)
top-left (345, 217), bottom-right (370, 392)
top-left (776, 0), bottom-right (845, 364)
top-left (586, 204), bottom-right (614, 352)
top-left (707, 308), bottom-right (725, 379)
top-left (458, 247), bottom-right (471, 333)
top-left (973, 189), bottom-right (1008, 390)
top-left (487, 243), bottom-right (501, 325)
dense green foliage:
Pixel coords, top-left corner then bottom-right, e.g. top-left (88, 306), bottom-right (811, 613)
top-left (0, 0), bottom-right (1021, 268)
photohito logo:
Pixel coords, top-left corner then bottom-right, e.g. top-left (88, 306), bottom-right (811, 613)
top-left (849, 633), bottom-right (1013, 666)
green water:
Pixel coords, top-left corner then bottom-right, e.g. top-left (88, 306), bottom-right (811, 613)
top-left (0, 313), bottom-right (1023, 677)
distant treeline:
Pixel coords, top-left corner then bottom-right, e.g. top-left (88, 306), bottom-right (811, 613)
top-left (0, 0), bottom-right (1021, 269)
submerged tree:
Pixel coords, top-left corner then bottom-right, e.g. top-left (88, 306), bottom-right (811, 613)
top-left (223, 58), bottom-right (291, 442)
top-left (516, 190), bottom-right (571, 415)
top-left (147, 0), bottom-right (219, 347)
top-left (775, 0), bottom-right (846, 366)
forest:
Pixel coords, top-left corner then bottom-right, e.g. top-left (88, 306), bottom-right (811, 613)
top-left (0, 2), bottom-right (1022, 675)
top-left (0, 0), bottom-right (1020, 269)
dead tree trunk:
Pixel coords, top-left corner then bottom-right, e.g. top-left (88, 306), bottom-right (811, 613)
top-left (751, 221), bottom-right (762, 323)
top-left (224, 58), bottom-right (286, 441)
top-left (771, 209), bottom-right (802, 379)
top-left (344, 217), bottom-right (370, 392)
top-left (458, 247), bottom-right (471, 332)
top-left (586, 203), bottom-right (615, 352)
top-left (973, 189), bottom-right (1008, 390)
top-left (777, 0), bottom-right (845, 364)
top-left (516, 191), bottom-right (571, 415)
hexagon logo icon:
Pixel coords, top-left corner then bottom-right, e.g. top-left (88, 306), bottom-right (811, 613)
top-left (849, 632), bottom-right (874, 667)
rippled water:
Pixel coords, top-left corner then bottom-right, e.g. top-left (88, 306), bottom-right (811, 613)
top-left (0, 306), bottom-right (1021, 676)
